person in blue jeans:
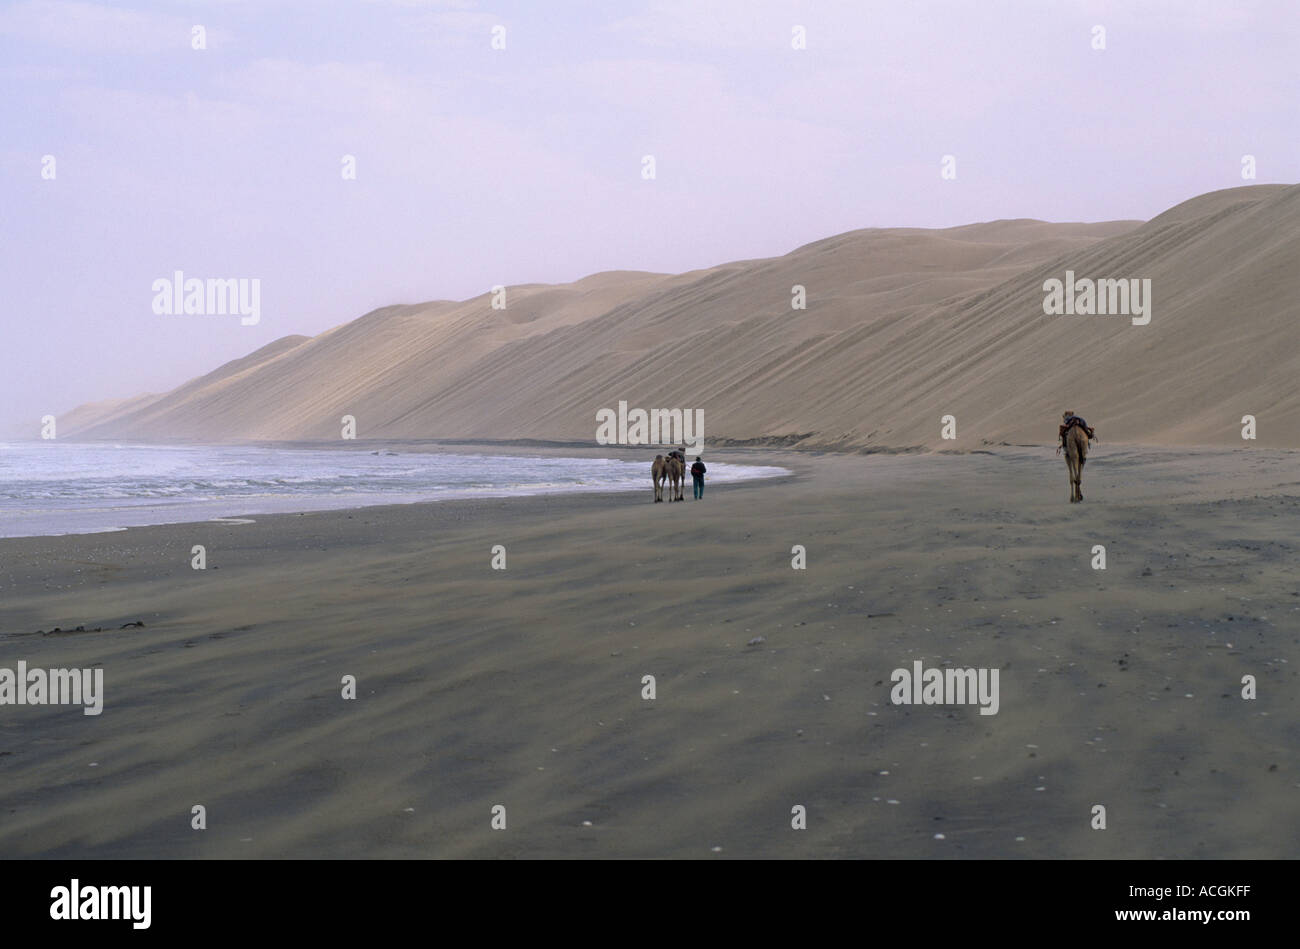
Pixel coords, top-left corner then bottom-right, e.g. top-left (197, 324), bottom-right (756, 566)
top-left (690, 456), bottom-right (706, 499)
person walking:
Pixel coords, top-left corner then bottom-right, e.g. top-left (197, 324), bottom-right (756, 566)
top-left (690, 456), bottom-right (707, 499)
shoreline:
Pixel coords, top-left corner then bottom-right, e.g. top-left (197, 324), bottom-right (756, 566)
top-left (0, 443), bottom-right (797, 540)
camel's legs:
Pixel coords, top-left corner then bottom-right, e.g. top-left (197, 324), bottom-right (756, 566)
top-left (1062, 429), bottom-right (1090, 502)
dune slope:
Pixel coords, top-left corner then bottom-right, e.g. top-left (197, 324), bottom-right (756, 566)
top-left (63, 185), bottom-right (1300, 449)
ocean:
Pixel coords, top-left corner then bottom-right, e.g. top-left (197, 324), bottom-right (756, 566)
top-left (0, 442), bottom-right (788, 538)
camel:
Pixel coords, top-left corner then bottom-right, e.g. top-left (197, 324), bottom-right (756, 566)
top-left (1061, 422), bottom-right (1090, 502)
top-left (652, 454), bottom-right (667, 502)
top-left (666, 454), bottom-right (684, 501)
top-left (650, 454), bottom-right (685, 503)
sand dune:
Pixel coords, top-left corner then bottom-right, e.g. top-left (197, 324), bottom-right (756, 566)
top-left (62, 184), bottom-right (1299, 449)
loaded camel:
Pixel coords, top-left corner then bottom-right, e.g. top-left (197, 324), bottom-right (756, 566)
top-left (1055, 411), bottom-right (1096, 503)
top-left (651, 450), bottom-right (686, 502)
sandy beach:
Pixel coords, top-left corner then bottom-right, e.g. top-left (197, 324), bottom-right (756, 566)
top-left (2, 444), bottom-right (1295, 859)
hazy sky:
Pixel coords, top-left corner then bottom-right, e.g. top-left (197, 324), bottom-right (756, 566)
top-left (1, 0), bottom-right (1296, 433)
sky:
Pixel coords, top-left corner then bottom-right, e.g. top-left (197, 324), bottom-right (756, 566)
top-left (1, 0), bottom-right (1296, 433)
